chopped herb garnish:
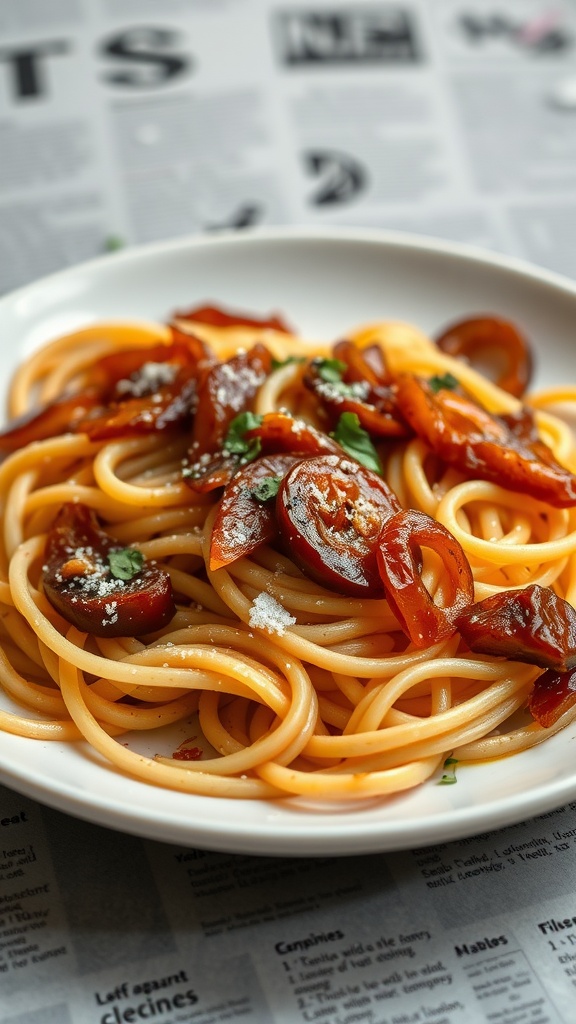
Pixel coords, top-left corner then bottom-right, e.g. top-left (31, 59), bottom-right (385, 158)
top-left (438, 756), bottom-right (458, 785)
top-left (107, 548), bottom-right (144, 580)
top-left (313, 358), bottom-right (370, 400)
top-left (223, 411), bottom-right (263, 463)
top-left (271, 355), bottom-right (306, 371)
top-left (332, 412), bottom-right (383, 475)
top-left (316, 358), bottom-right (347, 383)
top-left (104, 235), bottom-right (125, 253)
top-left (429, 372), bottom-right (459, 393)
top-left (251, 476), bottom-right (282, 502)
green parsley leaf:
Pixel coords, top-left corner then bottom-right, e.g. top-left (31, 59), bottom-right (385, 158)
top-left (271, 355), bottom-right (306, 371)
top-left (332, 412), bottom-right (383, 475)
top-left (223, 411), bottom-right (263, 463)
top-left (316, 358), bottom-right (347, 384)
top-left (313, 358), bottom-right (371, 401)
top-left (438, 757), bottom-right (458, 785)
top-left (108, 548), bottom-right (144, 580)
top-left (251, 476), bottom-right (282, 502)
top-left (428, 372), bottom-right (459, 394)
top-left (103, 235), bottom-right (125, 253)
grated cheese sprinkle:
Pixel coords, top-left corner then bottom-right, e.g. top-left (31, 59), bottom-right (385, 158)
top-left (248, 592), bottom-right (296, 636)
top-left (116, 361), bottom-right (178, 397)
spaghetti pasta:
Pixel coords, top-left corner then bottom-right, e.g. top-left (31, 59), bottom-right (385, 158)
top-left (1, 305), bottom-right (576, 803)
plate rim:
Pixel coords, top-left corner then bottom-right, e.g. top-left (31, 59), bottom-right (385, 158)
top-left (4, 223), bottom-right (576, 313)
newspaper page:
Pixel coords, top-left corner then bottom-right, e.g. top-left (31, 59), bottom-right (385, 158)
top-left (2, 0), bottom-right (576, 293)
top-left (2, 783), bottom-right (576, 1023)
top-left (2, 1), bottom-right (576, 1022)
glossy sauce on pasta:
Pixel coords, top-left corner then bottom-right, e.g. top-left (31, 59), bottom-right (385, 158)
top-left (0, 306), bottom-right (575, 802)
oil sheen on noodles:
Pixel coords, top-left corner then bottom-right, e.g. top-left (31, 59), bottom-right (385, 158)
top-left (1, 312), bottom-right (576, 802)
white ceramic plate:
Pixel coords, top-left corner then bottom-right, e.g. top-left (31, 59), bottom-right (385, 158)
top-left (1, 226), bottom-right (576, 857)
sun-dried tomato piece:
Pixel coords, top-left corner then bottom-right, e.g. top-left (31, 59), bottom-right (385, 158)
top-left (456, 584), bottom-right (576, 672)
top-left (377, 508), bottom-right (474, 647)
top-left (43, 503), bottom-right (175, 637)
top-left (189, 344), bottom-right (272, 459)
top-left (248, 412), bottom-right (343, 457)
top-left (395, 374), bottom-right (576, 507)
top-left (276, 454), bottom-right (401, 596)
top-left (499, 405), bottom-right (576, 483)
top-left (304, 354), bottom-right (409, 440)
top-left (0, 337), bottom-right (217, 451)
top-left (183, 451), bottom-right (240, 493)
top-left (0, 391), bottom-right (102, 452)
top-left (78, 367), bottom-right (198, 440)
top-left (172, 743), bottom-right (203, 761)
top-left (436, 315), bottom-right (533, 398)
top-left (172, 303), bottom-right (294, 335)
top-left (209, 454), bottom-right (301, 570)
top-left (528, 666), bottom-right (576, 727)
top-left (184, 410), bottom-right (341, 495)
top-left (89, 342), bottom-right (200, 397)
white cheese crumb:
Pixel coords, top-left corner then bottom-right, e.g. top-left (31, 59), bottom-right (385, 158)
top-left (248, 592), bottom-right (296, 636)
top-left (315, 379), bottom-right (370, 403)
top-left (116, 361), bottom-right (178, 397)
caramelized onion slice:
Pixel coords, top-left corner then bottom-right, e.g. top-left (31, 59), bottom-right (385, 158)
top-left (172, 303), bottom-right (294, 335)
top-left (332, 340), bottom-right (390, 386)
top-left (43, 503), bottom-right (175, 637)
top-left (395, 374), bottom-right (576, 507)
top-left (377, 508), bottom-right (474, 647)
top-left (435, 315), bottom-right (533, 397)
top-left (0, 392), bottom-right (101, 452)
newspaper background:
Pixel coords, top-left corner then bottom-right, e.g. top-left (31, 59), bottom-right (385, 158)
top-left (2, 1), bottom-right (576, 1021)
